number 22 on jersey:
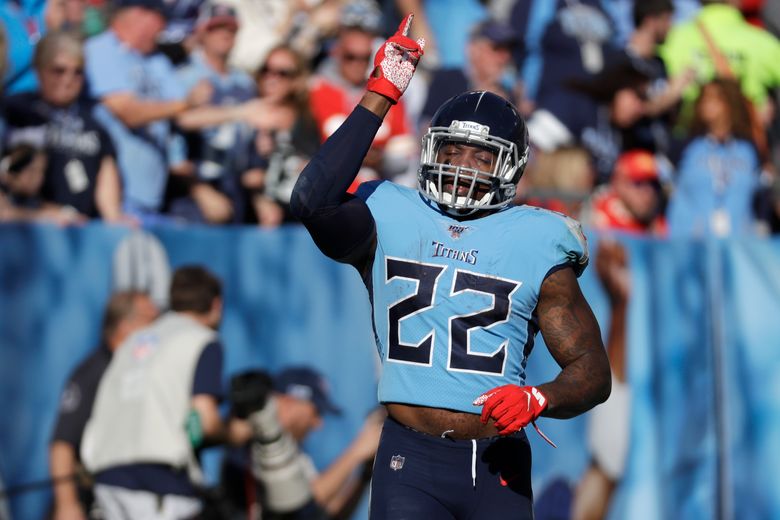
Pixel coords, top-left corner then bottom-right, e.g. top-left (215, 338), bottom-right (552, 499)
top-left (384, 257), bottom-right (522, 376)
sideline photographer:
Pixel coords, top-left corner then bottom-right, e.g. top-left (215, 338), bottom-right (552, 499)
top-left (227, 367), bottom-right (383, 519)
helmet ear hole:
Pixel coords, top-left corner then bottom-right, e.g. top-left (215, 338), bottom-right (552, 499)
top-left (418, 90), bottom-right (529, 214)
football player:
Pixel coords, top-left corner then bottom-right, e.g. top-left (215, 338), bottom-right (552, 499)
top-left (290, 14), bottom-right (611, 519)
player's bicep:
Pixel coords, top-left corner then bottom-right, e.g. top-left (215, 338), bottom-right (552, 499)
top-left (300, 194), bottom-right (377, 271)
top-left (537, 267), bottom-right (605, 369)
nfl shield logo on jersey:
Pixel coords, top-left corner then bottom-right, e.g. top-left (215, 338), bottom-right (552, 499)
top-left (390, 454), bottom-right (405, 471)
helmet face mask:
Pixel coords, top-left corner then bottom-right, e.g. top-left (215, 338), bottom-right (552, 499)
top-left (417, 91), bottom-right (529, 216)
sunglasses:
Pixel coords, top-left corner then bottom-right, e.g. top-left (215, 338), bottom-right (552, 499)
top-left (630, 178), bottom-right (661, 189)
top-left (342, 52), bottom-right (372, 63)
top-left (258, 65), bottom-right (298, 79)
top-left (48, 65), bottom-right (84, 78)
top-left (205, 20), bottom-right (238, 32)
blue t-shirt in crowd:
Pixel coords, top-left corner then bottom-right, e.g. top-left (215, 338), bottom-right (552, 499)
top-left (423, 0), bottom-right (487, 69)
top-left (164, 51), bottom-right (256, 223)
top-left (667, 136), bottom-right (760, 238)
top-left (0, 1), bottom-right (45, 94)
top-left (84, 30), bottom-right (187, 213)
top-left (173, 51), bottom-right (256, 213)
top-left (176, 51), bottom-right (255, 109)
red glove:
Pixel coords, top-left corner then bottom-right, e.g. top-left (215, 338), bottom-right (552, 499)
top-left (365, 13), bottom-right (425, 103)
top-left (473, 385), bottom-right (549, 435)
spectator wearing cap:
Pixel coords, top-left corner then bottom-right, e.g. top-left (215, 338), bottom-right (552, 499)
top-left (272, 367), bottom-right (342, 440)
top-left (309, 6), bottom-right (416, 187)
top-left (580, 149), bottom-right (668, 236)
top-left (223, 365), bottom-right (384, 519)
top-left (419, 19), bottom-right (519, 128)
top-left (156, 0), bottom-right (205, 64)
top-left (166, 2), bottom-right (258, 224)
top-left (83, 0), bottom-right (249, 225)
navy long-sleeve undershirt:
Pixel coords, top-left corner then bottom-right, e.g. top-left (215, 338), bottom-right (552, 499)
top-left (290, 104), bottom-right (384, 265)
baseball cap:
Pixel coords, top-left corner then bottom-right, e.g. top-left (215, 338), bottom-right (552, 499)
top-left (196, 2), bottom-right (239, 31)
top-left (614, 150), bottom-right (659, 182)
top-left (470, 20), bottom-right (518, 47)
top-left (340, 0), bottom-right (383, 34)
top-left (115, 0), bottom-right (168, 18)
top-left (274, 366), bottom-right (342, 416)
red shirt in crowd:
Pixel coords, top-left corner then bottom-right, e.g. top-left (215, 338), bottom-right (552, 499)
top-left (309, 77), bottom-right (412, 193)
top-left (590, 188), bottom-right (668, 236)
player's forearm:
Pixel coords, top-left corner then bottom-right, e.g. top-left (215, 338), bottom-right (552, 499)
top-left (537, 349), bottom-right (612, 419)
top-left (536, 269), bottom-right (612, 418)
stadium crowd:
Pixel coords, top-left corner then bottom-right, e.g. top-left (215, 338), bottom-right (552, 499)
top-left (0, 0), bottom-right (778, 236)
top-left (1, 0), bottom-right (780, 519)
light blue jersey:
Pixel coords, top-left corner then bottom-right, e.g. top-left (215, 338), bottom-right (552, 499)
top-left (357, 181), bottom-right (588, 414)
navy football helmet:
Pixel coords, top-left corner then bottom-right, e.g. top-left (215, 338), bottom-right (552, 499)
top-left (418, 91), bottom-right (529, 215)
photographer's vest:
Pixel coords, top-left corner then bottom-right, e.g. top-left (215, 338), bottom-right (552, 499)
top-left (81, 312), bottom-right (216, 483)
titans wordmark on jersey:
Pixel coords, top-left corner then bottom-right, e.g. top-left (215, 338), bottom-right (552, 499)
top-left (357, 181), bottom-right (588, 414)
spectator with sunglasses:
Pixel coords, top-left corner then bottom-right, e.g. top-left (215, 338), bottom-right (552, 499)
top-left (309, 9), bottom-right (416, 188)
top-left (241, 44), bottom-right (320, 227)
top-left (1, 30), bottom-right (125, 222)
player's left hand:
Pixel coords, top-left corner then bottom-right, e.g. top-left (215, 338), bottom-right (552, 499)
top-left (473, 385), bottom-right (548, 435)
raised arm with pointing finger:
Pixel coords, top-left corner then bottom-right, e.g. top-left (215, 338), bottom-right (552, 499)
top-left (290, 14), bottom-right (424, 268)
top-left (291, 13), bottom-right (610, 519)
